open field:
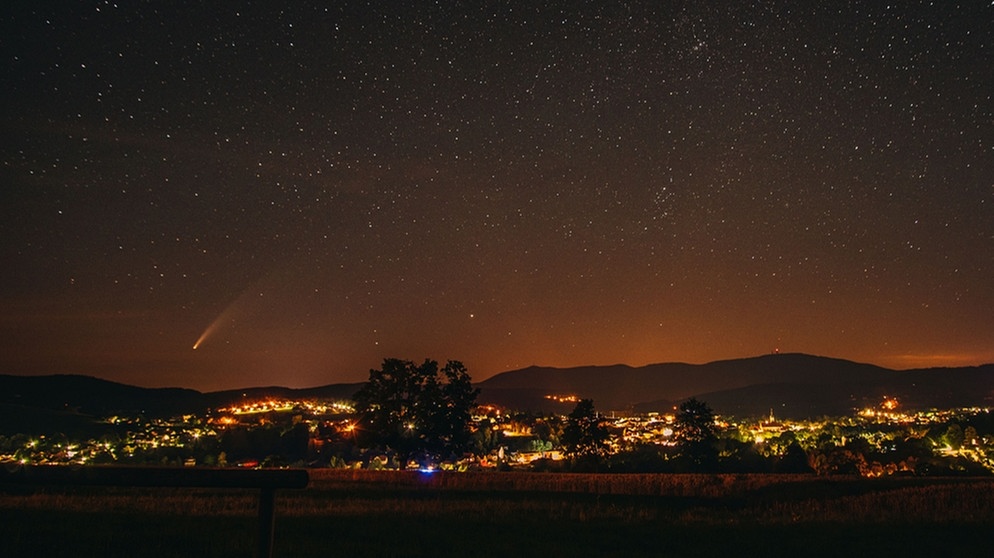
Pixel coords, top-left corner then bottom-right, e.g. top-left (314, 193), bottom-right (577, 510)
top-left (2, 470), bottom-right (993, 557)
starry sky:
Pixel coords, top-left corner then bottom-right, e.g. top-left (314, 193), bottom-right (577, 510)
top-left (2, 2), bottom-right (992, 391)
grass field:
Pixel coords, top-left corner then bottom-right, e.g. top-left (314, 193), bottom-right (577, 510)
top-left (2, 470), bottom-right (992, 557)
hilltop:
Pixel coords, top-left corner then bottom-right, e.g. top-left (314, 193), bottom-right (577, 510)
top-left (0, 374), bottom-right (362, 435)
top-left (2, 354), bottom-right (993, 428)
top-left (475, 353), bottom-right (994, 417)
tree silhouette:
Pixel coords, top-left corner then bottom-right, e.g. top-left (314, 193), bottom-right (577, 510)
top-left (561, 399), bottom-right (610, 459)
top-left (776, 441), bottom-right (814, 473)
top-left (353, 358), bottom-right (478, 466)
top-left (674, 397), bottom-right (718, 470)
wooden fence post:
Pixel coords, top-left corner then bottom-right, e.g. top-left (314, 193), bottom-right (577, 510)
top-left (258, 486), bottom-right (277, 558)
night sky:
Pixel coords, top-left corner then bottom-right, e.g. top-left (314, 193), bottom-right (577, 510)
top-left (2, 2), bottom-right (992, 391)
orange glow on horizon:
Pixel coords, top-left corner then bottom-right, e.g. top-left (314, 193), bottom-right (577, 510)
top-left (880, 352), bottom-right (994, 370)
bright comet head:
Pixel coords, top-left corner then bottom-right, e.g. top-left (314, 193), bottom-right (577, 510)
top-left (192, 331), bottom-right (210, 350)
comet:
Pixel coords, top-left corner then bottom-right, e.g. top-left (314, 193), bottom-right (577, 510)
top-left (192, 307), bottom-right (231, 350)
top-left (192, 313), bottom-right (228, 350)
top-left (192, 275), bottom-right (273, 350)
top-left (192, 328), bottom-right (212, 350)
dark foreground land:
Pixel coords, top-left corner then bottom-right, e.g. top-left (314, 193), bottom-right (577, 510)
top-left (2, 470), bottom-right (992, 557)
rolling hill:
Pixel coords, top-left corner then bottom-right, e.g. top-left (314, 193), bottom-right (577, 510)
top-left (475, 353), bottom-right (994, 417)
top-left (0, 373), bottom-right (363, 434)
top-left (3, 354), bottom-right (993, 423)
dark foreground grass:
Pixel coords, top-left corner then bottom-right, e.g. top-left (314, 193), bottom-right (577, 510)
top-left (278, 519), bottom-right (990, 558)
top-left (2, 472), bottom-right (992, 557)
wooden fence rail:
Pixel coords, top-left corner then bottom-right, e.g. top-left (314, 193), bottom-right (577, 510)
top-left (0, 465), bottom-right (310, 558)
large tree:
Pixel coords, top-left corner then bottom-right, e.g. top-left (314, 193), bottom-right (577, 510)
top-left (674, 397), bottom-right (718, 469)
top-left (561, 398), bottom-right (610, 459)
top-left (352, 358), bottom-right (478, 465)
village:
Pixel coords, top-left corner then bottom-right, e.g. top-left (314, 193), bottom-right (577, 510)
top-left (3, 395), bottom-right (992, 476)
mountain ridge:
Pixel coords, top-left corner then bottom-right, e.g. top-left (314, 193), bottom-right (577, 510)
top-left (476, 353), bottom-right (994, 416)
top-left (2, 353), bottom-right (993, 421)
